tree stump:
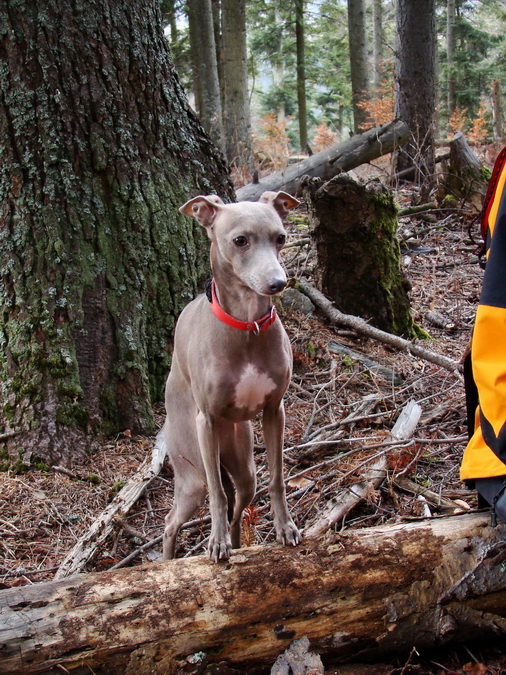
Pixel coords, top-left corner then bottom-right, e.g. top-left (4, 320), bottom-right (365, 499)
top-left (302, 174), bottom-right (415, 336)
top-left (443, 131), bottom-right (487, 208)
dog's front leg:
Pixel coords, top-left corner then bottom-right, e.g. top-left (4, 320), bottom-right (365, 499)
top-left (263, 402), bottom-right (301, 547)
top-left (196, 411), bottom-right (232, 562)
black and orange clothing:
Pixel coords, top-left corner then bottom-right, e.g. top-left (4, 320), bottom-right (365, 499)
top-left (461, 147), bottom-right (506, 522)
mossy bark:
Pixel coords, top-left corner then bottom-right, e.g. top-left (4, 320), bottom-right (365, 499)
top-left (303, 174), bottom-right (415, 337)
top-left (0, 0), bottom-right (233, 465)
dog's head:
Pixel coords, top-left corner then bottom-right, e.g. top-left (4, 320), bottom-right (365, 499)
top-left (180, 192), bottom-right (300, 296)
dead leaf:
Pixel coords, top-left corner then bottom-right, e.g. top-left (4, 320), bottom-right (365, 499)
top-left (288, 475), bottom-right (312, 489)
top-left (463, 662), bottom-right (489, 675)
top-left (453, 499), bottom-right (471, 511)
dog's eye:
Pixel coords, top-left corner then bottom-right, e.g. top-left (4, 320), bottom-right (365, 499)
top-left (277, 234), bottom-right (286, 246)
top-left (233, 236), bottom-right (248, 247)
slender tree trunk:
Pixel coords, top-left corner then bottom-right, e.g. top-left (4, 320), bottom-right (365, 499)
top-left (212, 0), bottom-right (224, 108)
top-left (295, 0), bottom-right (308, 153)
top-left (447, 0), bottom-right (456, 123)
top-left (161, 0), bottom-right (178, 48)
top-left (221, 0), bottom-right (253, 170)
top-left (347, 0), bottom-right (370, 132)
top-left (272, 8), bottom-right (286, 123)
top-left (372, 0), bottom-right (383, 94)
top-left (394, 0), bottom-right (436, 195)
top-left (0, 0), bottom-right (232, 466)
top-left (492, 79), bottom-right (504, 141)
top-left (188, 0), bottom-right (224, 151)
top-left (187, 0), bottom-right (204, 116)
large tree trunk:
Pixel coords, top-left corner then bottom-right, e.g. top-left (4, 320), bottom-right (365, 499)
top-left (236, 119), bottom-right (409, 202)
top-left (394, 0), bottom-right (436, 194)
top-left (0, 0), bottom-right (233, 466)
top-left (302, 174), bottom-right (415, 337)
top-left (0, 514), bottom-right (504, 674)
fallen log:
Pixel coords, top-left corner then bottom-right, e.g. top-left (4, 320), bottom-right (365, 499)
top-left (328, 341), bottom-right (403, 385)
top-left (236, 119), bottom-right (409, 202)
top-left (297, 277), bottom-right (460, 374)
top-left (1, 514), bottom-right (504, 674)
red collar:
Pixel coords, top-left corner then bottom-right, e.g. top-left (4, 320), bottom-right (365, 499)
top-left (209, 279), bottom-right (277, 334)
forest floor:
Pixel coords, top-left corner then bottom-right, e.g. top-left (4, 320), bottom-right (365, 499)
top-left (1, 150), bottom-right (505, 674)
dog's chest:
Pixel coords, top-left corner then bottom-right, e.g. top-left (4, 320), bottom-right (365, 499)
top-left (233, 363), bottom-right (277, 414)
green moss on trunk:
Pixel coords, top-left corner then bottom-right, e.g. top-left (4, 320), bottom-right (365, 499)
top-left (0, 0), bottom-right (233, 464)
top-left (304, 174), bottom-right (416, 338)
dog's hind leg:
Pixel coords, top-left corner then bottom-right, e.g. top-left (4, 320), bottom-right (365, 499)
top-left (162, 395), bottom-right (207, 560)
top-left (163, 469), bottom-right (206, 560)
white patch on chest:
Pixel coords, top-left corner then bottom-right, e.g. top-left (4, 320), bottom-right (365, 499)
top-left (234, 363), bottom-right (277, 412)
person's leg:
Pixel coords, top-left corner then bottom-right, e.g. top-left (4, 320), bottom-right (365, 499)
top-left (475, 475), bottom-right (506, 525)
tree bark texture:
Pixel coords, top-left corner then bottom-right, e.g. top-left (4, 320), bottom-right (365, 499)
top-left (221, 0), bottom-right (253, 169)
top-left (302, 174), bottom-right (414, 336)
top-left (0, 514), bottom-right (504, 674)
top-left (236, 119), bottom-right (409, 202)
top-left (394, 0), bottom-right (436, 191)
top-left (347, 0), bottom-right (370, 132)
top-left (0, 0), bottom-right (233, 465)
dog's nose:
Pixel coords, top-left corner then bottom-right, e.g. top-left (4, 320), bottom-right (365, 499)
top-left (268, 278), bottom-right (286, 294)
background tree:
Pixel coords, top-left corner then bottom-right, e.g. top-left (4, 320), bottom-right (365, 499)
top-left (295, 0), bottom-right (309, 152)
top-left (394, 0), bottom-right (437, 193)
top-left (0, 0), bottom-right (232, 466)
top-left (372, 0), bottom-right (384, 94)
top-left (492, 79), bottom-right (504, 140)
top-left (187, 0), bottom-right (224, 150)
top-left (247, 1), bottom-right (298, 127)
top-left (347, 0), bottom-right (370, 132)
top-left (222, 0), bottom-right (254, 169)
top-left (446, 0), bottom-right (457, 122)
top-left (438, 0), bottom-right (505, 132)
top-left (166, 1), bottom-right (504, 153)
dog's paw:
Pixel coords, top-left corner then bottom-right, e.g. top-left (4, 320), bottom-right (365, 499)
top-left (276, 520), bottom-right (301, 547)
top-left (208, 533), bottom-right (232, 563)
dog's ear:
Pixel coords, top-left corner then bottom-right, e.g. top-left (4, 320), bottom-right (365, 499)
top-left (179, 195), bottom-right (225, 228)
top-left (259, 191), bottom-right (300, 219)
